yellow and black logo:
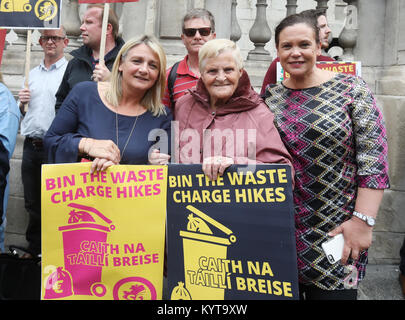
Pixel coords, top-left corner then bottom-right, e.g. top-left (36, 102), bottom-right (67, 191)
top-left (0, 0), bottom-right (58, 22)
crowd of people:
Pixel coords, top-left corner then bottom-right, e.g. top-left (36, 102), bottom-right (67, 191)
top-left (0, 5), bottom-right (400, 300)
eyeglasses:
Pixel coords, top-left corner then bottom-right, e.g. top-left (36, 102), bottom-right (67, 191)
top-left (40, 36), bottom-right (65, 43)
top-left (183, 27), bottom-right (212, 37)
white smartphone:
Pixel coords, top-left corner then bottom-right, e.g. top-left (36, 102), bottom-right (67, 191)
top-left (321, 234), bottom-right (344, 264)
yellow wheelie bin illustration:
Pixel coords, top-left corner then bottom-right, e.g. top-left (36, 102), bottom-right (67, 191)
top-left (171, 205), bottom-right (236, 300)
top-left (0, 0), bottom-right (32, 12)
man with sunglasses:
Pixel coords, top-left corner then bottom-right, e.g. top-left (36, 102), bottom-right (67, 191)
top-left (17, 26), bottom-right (69, 257)
top-left (162, 8), bottom-right (216, 109)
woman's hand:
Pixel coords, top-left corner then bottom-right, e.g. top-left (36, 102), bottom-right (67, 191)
top-left (149, 149), bottom-right (171, 165)
top-left (328, 188), bottom-right (383, 264)
top-left (90, 158), bottom-right (117, 174)
top-left (79, 138), bottom-right (121, 164)
top-left (202, 156), bottom-right (234, 181)
top-left (328, 218), bottom-right (373, 265)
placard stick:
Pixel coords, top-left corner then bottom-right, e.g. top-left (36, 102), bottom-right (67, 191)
top-left (23, 29), bottom-right (32, 113)
top-left (98, 3), bottom-right (109, 67)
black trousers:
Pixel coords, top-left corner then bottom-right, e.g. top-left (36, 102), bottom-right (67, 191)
top-left (21, 138), bottom-right (46, 256)
top-left (299, 284), bottom-right (357, 300)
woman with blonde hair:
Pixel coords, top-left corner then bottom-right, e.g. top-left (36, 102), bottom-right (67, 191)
top-left (45, 35), bottom-right (172, 172)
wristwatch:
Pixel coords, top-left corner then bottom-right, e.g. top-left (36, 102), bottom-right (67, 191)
top-left (352, 211), bottom-right (376, 227)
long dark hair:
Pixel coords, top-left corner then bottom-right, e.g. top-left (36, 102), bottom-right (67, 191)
top-left (274, 13), bottom-right (320, 48)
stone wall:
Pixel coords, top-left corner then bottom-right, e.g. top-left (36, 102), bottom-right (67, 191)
top-left (371, 65), bottom-right (405, 264)
top-left (355, 0), bottom-right (405, 265)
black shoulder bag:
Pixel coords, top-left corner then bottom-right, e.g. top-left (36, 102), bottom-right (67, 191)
top-left (168, 61), bottom-right (180, 108)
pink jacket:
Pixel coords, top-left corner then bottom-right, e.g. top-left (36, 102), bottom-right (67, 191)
top-left (173, 70), bottom-right (293, 173)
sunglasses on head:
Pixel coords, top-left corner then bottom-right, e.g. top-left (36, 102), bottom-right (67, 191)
top-left (183, 27), bottom-right (212, 37)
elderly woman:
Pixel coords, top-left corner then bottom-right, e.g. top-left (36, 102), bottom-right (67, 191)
top-left (264, 14), bottom-right (390, 300)
top-left (44, 35), bottom-right (172, 172)
top-left (168, 38), bottom-right (292, 180)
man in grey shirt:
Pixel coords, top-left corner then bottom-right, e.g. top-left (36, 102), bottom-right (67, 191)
top-left (18, 26), bottom-right (68, 257)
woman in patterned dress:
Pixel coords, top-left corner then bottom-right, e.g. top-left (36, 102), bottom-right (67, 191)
top-left (264, 13), bottom-right (390, 300)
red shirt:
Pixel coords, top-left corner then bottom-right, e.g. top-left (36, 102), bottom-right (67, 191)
top-left (162, 55), bottom-right (199, 110)
top-left (260, 55), bottom-right (335, 96)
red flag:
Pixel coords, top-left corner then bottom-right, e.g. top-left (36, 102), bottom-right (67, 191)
top-left (78, 0), bottom-right (139, 3)
top-left (0, 29), bottom-right (6, 67)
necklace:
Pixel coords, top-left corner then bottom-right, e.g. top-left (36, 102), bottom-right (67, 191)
top-left (115, 108), bottom-right (139, 163)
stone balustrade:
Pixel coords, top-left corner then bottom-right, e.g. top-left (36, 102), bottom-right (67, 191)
top-left (3, 0), bottom-right (354, 92)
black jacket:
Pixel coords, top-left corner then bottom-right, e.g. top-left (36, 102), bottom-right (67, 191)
top-left (55, 37), bottom-right (125, 111)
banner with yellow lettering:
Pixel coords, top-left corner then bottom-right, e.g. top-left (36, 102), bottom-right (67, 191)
top-left (166, 164), bottom-right (298, 300)
top-left (276, 61), bottom-right (362, 82)
top-left (41, 163), bottom-right (167, 300)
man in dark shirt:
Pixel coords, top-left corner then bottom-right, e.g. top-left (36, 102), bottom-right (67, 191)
top-left (55, 4), bottom-right (124, 111)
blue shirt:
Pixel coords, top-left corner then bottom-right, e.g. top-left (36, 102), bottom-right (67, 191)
top-left (20, 57), bottom-right (67, 138)
top-left (44, 81), bottom-right (172, 164)
top-left (0, 82), bottom-right (21, 222)
top-left (0, 83), bottom-right (20, 160)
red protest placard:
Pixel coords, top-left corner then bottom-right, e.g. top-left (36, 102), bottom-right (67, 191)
top-left (0, 29), bottom-right (6, 67)
top-left (78, 0), bottom-right (138, 3)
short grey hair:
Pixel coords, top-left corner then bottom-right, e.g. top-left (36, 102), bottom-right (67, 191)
top-left (40, 25), bottom-right (66, 37)
top-left (182, 8), bottom-right (215, 33)
top-left (199, 39), bottom-right (243, 72)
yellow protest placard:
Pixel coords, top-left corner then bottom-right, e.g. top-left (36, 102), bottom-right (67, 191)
top-left (41, 163), bottom-right (167, 300)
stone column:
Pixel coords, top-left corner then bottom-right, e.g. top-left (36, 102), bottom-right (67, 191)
top-left (338, 0), bottom-right (358, 61)
top-left (62, 0), bottom-right (82, 49)
top-left (352, 0), bottom-right (385, 67)
top-left (120, 0), bottom-right (149, 40)
top-left (205, 0), bottom-right (232, 39)
top-left (230, 0), bottom-right (242, 42)
top-left (247, 0), bottom-right (271, 61)
top-left (371, 0), bottom-right (405, 264)
top-left (285, 0), bottom-right (297, 16)
top-left (315, 0), bottom-right (329, 11)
